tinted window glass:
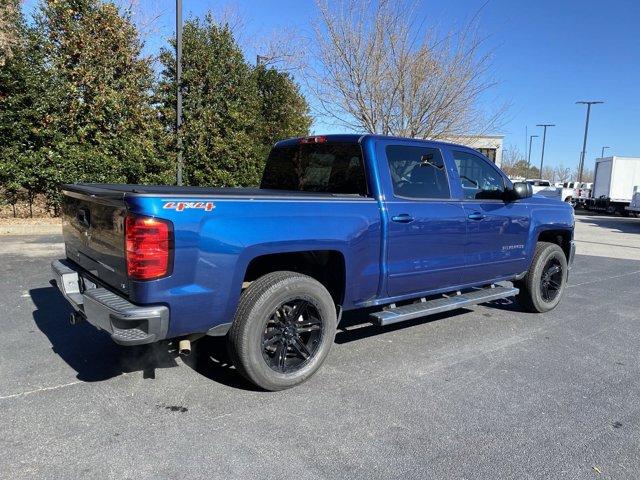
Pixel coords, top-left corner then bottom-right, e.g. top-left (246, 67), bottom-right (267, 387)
top-left (260, 143), bottom-right (367, 195)
top-left (452, 150), bottom-right (505, 200)
top-left (385, 145), bottom-right (450, 199)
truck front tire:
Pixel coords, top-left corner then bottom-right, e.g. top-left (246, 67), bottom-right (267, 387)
top-left (516, 242), bottom-right (568, 313)
top-left (228, 271), bottom-right (337, 391)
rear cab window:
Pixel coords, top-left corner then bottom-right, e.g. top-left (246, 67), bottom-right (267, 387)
top-left (260, 142), bottom-right (367, 196)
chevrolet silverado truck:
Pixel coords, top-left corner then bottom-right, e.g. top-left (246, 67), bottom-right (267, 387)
top-left (52, 134), bottom-right (575, 390)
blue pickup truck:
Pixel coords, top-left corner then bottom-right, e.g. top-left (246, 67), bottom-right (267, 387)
top-left (52, 134), bottom-right (575, 390)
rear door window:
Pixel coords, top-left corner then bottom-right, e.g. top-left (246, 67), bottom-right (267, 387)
top-left (385, 145), bottom-right (451, 199)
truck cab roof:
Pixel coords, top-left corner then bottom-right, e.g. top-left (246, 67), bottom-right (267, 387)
top-left (274, 134), bottom-right (486, 156)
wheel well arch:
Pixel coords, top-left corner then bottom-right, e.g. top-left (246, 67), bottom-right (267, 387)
top-left (536, 229), bottom-right (572, 261)
top-left (243, 250), bottom-right (346, 306)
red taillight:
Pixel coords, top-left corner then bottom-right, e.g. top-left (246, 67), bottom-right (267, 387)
top-left (125, 215), bottom-right (172, 280)
top-left (299, 135), bottom-right (327, 144)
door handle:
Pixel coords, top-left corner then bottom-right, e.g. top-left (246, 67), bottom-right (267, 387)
top-left (467, 212), bottom-right (486, 220)
top-left (391, 214), bottom-right (414, 223)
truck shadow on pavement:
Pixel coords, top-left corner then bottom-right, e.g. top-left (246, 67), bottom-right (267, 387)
top-left (29, 285), bottom-right (294, 391)
top-left (183, 337), bottom-right (262, 391)
top-left (30, 285), bottom-right (179, 382)
top-left (187, 310), bottom-right (475, 390)
top-left (587, 217), bottom-right (640, 234)
top-left (335, 308), bottom-right (472, 344)
top-left (29, 285), bottom-right (524, 390)
top-left (576, 211), bottom-right (640, 234)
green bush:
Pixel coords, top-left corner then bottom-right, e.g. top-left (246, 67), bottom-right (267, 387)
top-left (0, 1), bottom-right (311, 215)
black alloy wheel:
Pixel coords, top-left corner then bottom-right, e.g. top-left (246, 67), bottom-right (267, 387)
top-left (228, 271), bottom-right (337, 391)
top-left (540, 258), bottom-right (563, 302)
top-left (515, 241), bottom-right (568, 313)
top-left (262, 299), bottom-right (323, 373)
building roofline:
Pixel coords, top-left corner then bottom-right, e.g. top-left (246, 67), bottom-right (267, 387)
top-left (445, 134), bottom-right (505, 139)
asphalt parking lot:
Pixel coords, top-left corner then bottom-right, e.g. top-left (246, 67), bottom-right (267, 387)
top-left (1, 212), bottom-right (639, 479)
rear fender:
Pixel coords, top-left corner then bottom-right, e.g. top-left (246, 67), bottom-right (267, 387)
top-left (222, 242), bottom-right (350, 326)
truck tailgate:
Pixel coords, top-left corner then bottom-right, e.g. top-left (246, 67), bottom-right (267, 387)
top-left (61, 187), bottom-right (129, 294)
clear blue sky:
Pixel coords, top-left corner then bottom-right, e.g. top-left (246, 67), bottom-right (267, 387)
top-left (23, 0), bottom-right (640, 173)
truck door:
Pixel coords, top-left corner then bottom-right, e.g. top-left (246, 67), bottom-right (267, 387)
top-left (450, 150), bottom-right (530, 284)
top-left (383, 144), bottom-right (468, 297)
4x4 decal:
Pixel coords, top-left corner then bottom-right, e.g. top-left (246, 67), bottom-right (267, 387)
top-left (163, 201), bottom-right (215, 212)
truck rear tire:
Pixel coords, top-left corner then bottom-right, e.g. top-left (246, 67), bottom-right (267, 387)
top-left (515, 242), bottom-right (568, 313)
top-left (227, 271), bottom-right (337, 391)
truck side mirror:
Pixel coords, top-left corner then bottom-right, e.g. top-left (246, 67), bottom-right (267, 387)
top-left (506, 182), bottom-right (533, 201)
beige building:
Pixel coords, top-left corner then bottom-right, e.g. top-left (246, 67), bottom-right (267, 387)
top-left (445, 135), bottom-right (504, 167)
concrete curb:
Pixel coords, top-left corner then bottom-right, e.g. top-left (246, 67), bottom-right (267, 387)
top-left (0, 223), bottom-right (62, 236)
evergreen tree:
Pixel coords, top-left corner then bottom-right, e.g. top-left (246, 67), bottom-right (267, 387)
top-left (0, 0), bottom-right (51, 215)
top-left (1, 2), bottom-right (314, 215)
top-left (158, 16), bottom-right (262, 187)
top-left (158, 15), bottom-right (311, 187)
top-left (36, 0), bottom-right (171, 199)
top-left (255, 66), bottom-right (312, 156)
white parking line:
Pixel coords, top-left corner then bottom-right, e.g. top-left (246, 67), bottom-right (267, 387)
top-left (568, 269), bottom-right (640, 288)
top-left (0, 380), bottom-right (83, 401)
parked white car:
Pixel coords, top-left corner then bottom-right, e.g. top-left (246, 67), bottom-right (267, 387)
top-left (560, 182), bottom-right (579, 204)
top-left (558, 181), bottom-right (591, 205)
top-left (525, 179), bottom-right (561, 200)
top-left (575, 182), bottom-right (592, 204)
top-left (525, 179), bottom-right (554, 194)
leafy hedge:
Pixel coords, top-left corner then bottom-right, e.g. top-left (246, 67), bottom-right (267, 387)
top-left (0, 0), bottom-right (311, 216)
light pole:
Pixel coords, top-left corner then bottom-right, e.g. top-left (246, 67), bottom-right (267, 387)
top-left (536, 124), bottom-right (555, 176)
top-left (527, 134), bottom-right (539, 168)
top-left (176, 0), bottom-right (183, 186)
top-left (576, 101), bottom-right (603, 182)
top-left (601, 146), bottom-right (610, 158)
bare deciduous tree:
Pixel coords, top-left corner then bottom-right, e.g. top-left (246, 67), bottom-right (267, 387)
top-left (500, 144), bottom-right (540, 179)
top-left (553, 165), bottom-right (572, 183)
top-left (573, 167), bottom-right (594, 183)
top-left (541, 166), bottom-right (555, 181)
top-left (115, 0), bottom-right (166, 42)
top-left (253, 28), bottom-right (307, 71)
top-left (499, 144), bottom-right (522, 176)
top-left (501, 146), bottom-right (579, 183)
top-left (307, 0), bottom-right (505, 138)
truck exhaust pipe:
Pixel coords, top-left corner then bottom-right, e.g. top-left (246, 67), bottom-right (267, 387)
top-left (178, 339), bottom-right (191, 356)
top-left (176, 334), bottom-right (205, 357)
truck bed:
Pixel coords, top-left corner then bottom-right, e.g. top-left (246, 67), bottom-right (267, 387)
top-left (64, 183), bottom-right (365, 198)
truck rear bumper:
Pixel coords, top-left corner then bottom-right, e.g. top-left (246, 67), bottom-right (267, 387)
top-left (51, 259), bottom-right (169, 346)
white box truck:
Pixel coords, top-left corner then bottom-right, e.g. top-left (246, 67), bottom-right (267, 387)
top-left (585, 156), bottom-right (640, 215)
